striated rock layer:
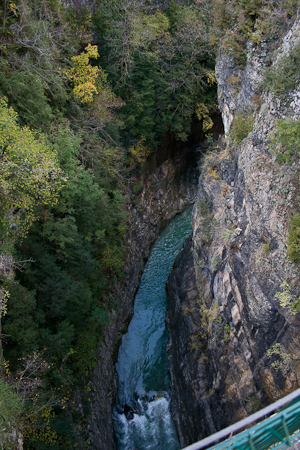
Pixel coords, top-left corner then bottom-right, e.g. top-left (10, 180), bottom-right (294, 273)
top-left (167, 18), bottom-right (300, 449)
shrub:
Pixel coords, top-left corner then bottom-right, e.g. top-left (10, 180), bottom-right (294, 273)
top-left (226, 75), bottom-right (241, 96)
top-left (132, 180), bottom-right (143, 195)
top-left (198, 198), bottom-right (210, 216)
top-left (263, 44), bottom-right (300, 101)
top-left (287, 214), bottom-right (300, 263)
top-left (263, 239), bottom-right (270, 254)
top-left (196, 103), bottom-right (214, 132)
top-left (224, 324), bottom-right (231, 343)
top-left (198, 198), bottom-right (218, 243)
top-left (222, 228), bottom-right (235, 244)
top-left (230, 110), bottom-right (255, 144)
top-left (267, 343), bottom-right (293, 375)
top-left (271, 117), bottom-right (300, 163)
top-left (250, 14), bottom-right (285, 46)
top-left (222, 31), bottom-right (247, 68)
top-left (247, 396), bottom-right (261, 413)
top-left (0, 379), bottom-right (23, 432)
top-left (274, 280), bottom-right (300, 314)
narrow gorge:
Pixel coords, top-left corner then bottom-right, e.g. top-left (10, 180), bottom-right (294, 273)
top-left (2, 1), bottom-right (300, 450)
top-left (87, 143), bottom-right (202, 450)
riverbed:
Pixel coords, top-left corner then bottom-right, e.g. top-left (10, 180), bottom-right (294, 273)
top-left (113, 206), bottom-right (193, 450)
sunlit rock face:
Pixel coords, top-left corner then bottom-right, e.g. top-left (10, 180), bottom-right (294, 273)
top-left (167, 18), bottom-right (300, 449)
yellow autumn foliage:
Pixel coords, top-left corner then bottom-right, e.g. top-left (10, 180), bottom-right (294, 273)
top-left (69, 44), bottom-right (107, 103)
top-left (25, 407), bottom-right (58, 445)
top-left (195, 102), bottom-right (214, 132)
top-left (127, 136), bottom-right (151, 167)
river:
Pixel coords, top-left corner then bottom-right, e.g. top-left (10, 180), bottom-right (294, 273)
top-left (113, 206), bottom-right (193, 450)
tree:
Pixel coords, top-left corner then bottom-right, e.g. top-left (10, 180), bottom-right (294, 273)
top-left (69, 44), bottom-right (104, 103)
top-left (0, 378), bottom-right (23, 436)
top-left (0, 0), bottom-right (18, 36)
top-left (68, 44), bottom-right (126, 170)
top-left (0, 98), bottom-right (64, 240)
top-left (99, 1), bottom-right (216, 144)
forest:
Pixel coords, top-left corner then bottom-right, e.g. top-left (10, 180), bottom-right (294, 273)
top-left (0, 0), bottom-right (298, 448)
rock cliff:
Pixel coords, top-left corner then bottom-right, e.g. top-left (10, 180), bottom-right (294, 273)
top-left (167, 17), bottom-right (300, 448)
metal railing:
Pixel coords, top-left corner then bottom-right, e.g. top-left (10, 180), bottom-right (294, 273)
top-left (182, 388), bottom-right (300, 450)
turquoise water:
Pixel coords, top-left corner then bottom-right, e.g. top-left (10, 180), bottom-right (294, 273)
top-left (113, 207), bottom-right (193, 450)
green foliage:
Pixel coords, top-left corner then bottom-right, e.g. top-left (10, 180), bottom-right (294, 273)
top-left (4, 127), bottom-right (125, 367)
top-left (198, 258), bottom-right (205, 269)
top-left (0, 98), bottom-right (63, 240)
top-left (224, 324), bottom-right (231, 343)
top-left (64, 3), bottom-right (93, 47)
top-left (24, 404), bottom-right (78, 450)
top-left (267, 342), bottom-right (293, 375)
top-left (212, 0), bottom-right (298, 69)
top-left (168, 0), bottom-right (180, 31)
top-left (0, 378), bottom-right (23, 433)
top-left (201, 215), bottom-right (217, 242)
top-left (222, 31), bottom-right (247, 67)
top-left (4, 284), bottom-right (38, 360)
top-left (250, 15), bottom-right (284, 46)
top-left (263, 44), bottom-right (300, 101)
top-left (0, 0), bottom-right (19, 34)
top-left (274, 280), bottom-right (300, 314)
top-left (222, 228), bottom-right (235, 244)
top-left (118, 56), bottom-right (159, 146)
top-left (282, 0), bottom-right (300, 17)
top-left (0, 64), bottom-right (53, 131)
top-left (0, 0), bottom-right (71, 122)
top-left (200, 301), bottom-right (222, 335)
top-left (271, 117), bottom-right (300, 163)
top-left (132, 181), bottom-right (143, 196)
top-left (211, 0), bottom-right (234, 32)
top-left (127, 136), bottom-right (151, 168)
top-left (198, 198), bottom-right (218, 243)
top-left (0, 288), bottom-right (9, 319)
top-left (226, 74), bottom-right (241, 96)
top-left (198, 198), bottom-right (210, 216)
top-left (182, 305), bottom-right (194, 316)
top-left (188, 300), bottom-right (222, 353)
top-left (247, 395), bottom-right (261, 413)
top-left (230, 110), bottom-right (255, 144)
top-left (2, 125), bottom-right (127, 448)
top-left (131, 11), bottom-right (169, 50)
top-left (287, 214), bottom-right (300, 264)
top-left (263, 239), bottom-right (270, 254)
top-left (25, 406), bottom-right (58, 447)
top-left (99, 0), bottom-right (217, 146)
top-left (210, 254), bottom-right (220, 271)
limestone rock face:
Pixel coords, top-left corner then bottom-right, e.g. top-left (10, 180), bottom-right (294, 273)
top-left (167, 19), bottom-right (300, 449)
top-left (87, 149), bottom-right (198, 450)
